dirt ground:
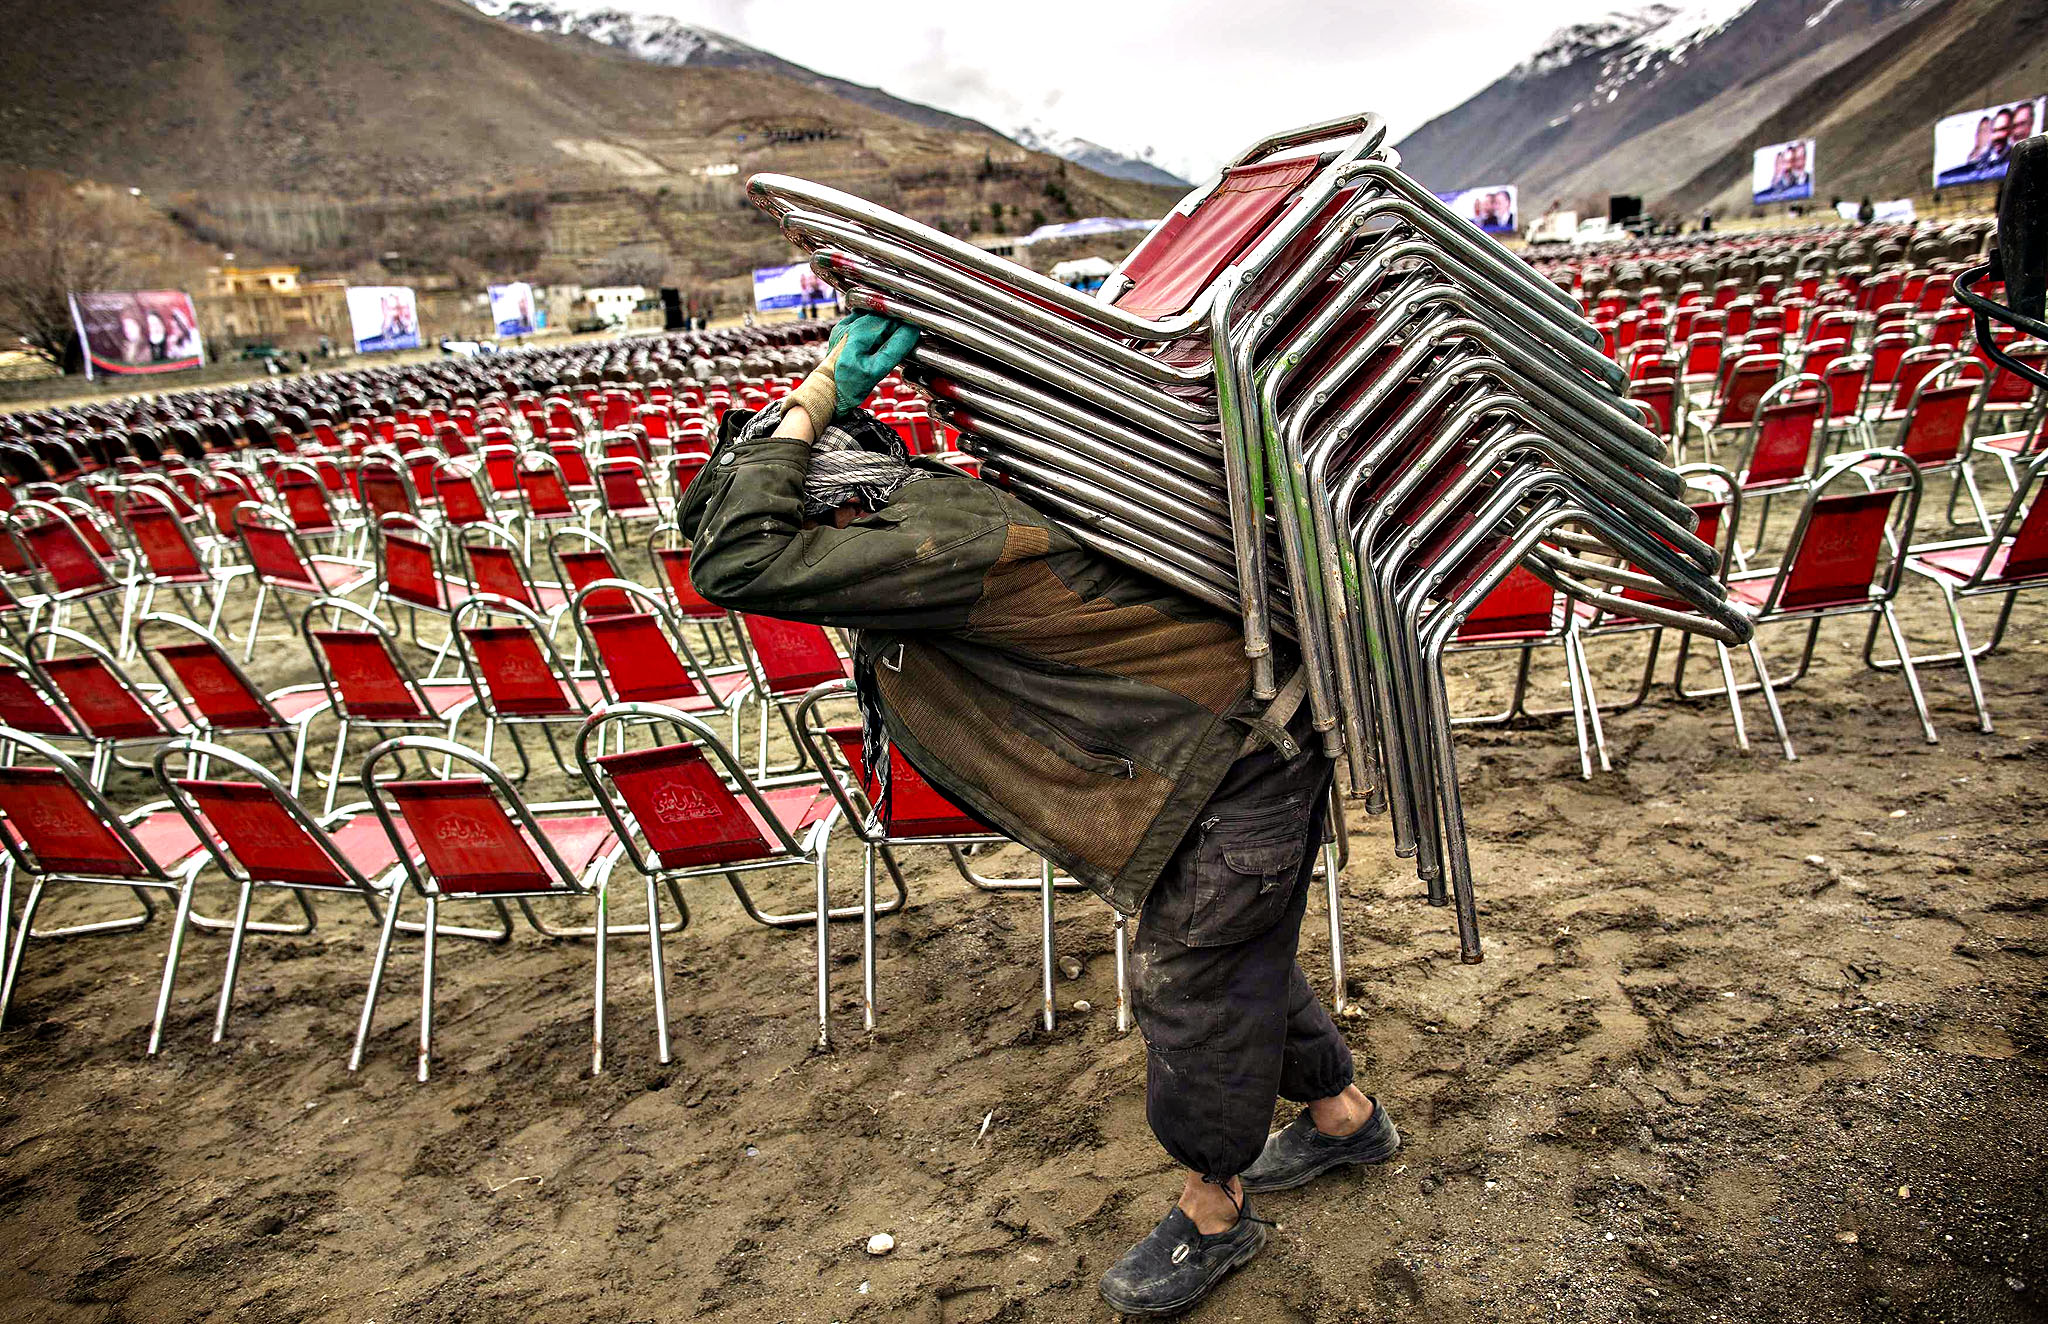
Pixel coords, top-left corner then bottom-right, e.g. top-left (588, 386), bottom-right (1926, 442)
top-left (0, 490), bottom-right (2044, 1324)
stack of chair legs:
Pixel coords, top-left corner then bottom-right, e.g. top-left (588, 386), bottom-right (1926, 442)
top-left (750, 112), bottom-right (1754, 961)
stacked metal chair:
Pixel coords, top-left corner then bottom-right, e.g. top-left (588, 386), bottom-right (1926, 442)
top-left (749, 112), bottom-right (1753, 961)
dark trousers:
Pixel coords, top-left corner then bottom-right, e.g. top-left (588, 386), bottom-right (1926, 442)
top-left (1130, 717), bottom-right (1352, 1181)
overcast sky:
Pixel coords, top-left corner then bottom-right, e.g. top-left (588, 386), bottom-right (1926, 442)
top-left (573, 1), bottom-right (1639, 180)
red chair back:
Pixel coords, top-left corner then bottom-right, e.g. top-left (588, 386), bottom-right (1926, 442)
top-left (1779, 490), bottom-right (1898, 611)
top-left (310, 629), bottom-right (432, 721)
top-left (586, 613), bottom-right (703, 704)
top-left (655, 546), bottom-right (725, 621)
top-left (0, 767), bottom-right (148, 876)
top-left (558, 548), bottom-right (630, 615)
top-left (386, 780), bottom-right (562, 894)
top-left (742, 615), bottom-right (848, 694)
top-left (464, 543), bottom-right (538, 609)
top-left (1898, 383), bottom-right (1976, 465)
top-left (127, 501), bottom-right (208, 583)
top-left (825, 724), bottom-right (988, 837)
top-left (463, 625), bottom-right (576, 715)
top-left (20, 515), bottom-right (110, 594)
top-left (177, 779), bottom-right (355, 887)
top-left (38, 655), bottom-right (166, 739)
top-left (595, 743), bottom-right (777, 868)
top-left (1745, 396), bottom-right (1823, 487)
top-left (0, 665), bottom-right (71, 735)
top-left (152, 641), bottom-right (270, 730)
top-left (1456, 564), bottom-right (1555, 639)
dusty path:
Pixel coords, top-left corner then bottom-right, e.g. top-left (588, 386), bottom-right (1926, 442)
top-left (0, 530), bottom-right (2043, 1324)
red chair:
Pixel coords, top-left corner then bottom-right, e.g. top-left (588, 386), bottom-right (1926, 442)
top-left (596, 458), bottom-right (664, 545)
top-left (1441, 561), bottom-right (1606, 779)
top-left (120, 486), bottom-right (247, 641)
top-left (301, 597), bottom-right (479, 814)
top-left (1895, 452), bottom-right (2048, 732)
top-left (731, 612), bottom-right (852, 782)
top-left (450, 594), bottom-right (601, 777)
top-left (428, 456), bottom-right (501, 535)
top-left (232, 504), bottom-right (375, 661)
top-left (150, 737), bottom-right (431, 1048)
top-left (1879, 366), bottom-right (1991, 538)
top-left (1689, 453), bottom-right (1933, 756)
top-left (0, 730), bottom-right (212, 1051)
top-left (8, 498), bottom-right (133, 653)
top-left (570, 580), bottom-right (750, 718)
top-left (136, 612), bottom-right (330, 796)
top-left (577, 704), bottom-right (840, 1045)
top-left (795, 680), bottom-right (1087, 1033)
top-left (354, 736), bottom-right (643, 1080)
top-left (459, 527), bottom-right (570, 622)
top-left (1731, 374), bottom-right (1827, 554)
top-left (368, 513), bottom-right (473, 669)
top-left (1683, 353), bottom-right (1784, 462)
top-left (26, 625), bottom-right (197, 787)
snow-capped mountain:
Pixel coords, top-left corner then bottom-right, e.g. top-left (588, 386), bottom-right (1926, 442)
top-left (459, 1), bottom-right (1185, 185)
top-left (1010, 124), bottom-right (1190, 188)
top-left (1394, 0), bottom-right (1950, 214)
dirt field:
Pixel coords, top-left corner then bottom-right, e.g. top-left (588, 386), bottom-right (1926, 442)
top-left (0, 502), bottom-right (2044, 1324)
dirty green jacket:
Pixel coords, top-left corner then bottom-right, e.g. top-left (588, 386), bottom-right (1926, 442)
top-left (675, 408), bottom-right (1267, 915)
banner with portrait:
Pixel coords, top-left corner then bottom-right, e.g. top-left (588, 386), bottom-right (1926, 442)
top-left (751, 263), bottom-right (836, 311)
top-left (1434, 186), bottom-right (1519, 236)
top-left (346, 286), bottom-right (421, 353)
top-left (68, 290), bottom-right (205, 381)
top-left (488, 282), bottom-right (536, 337)
top-left (1933, 98), bottom-right (2043, 188)
top-left (1752, 139), bottom-right (1816, 204)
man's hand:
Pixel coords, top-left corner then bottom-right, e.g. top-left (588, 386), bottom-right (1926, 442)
top-left (784, 311), bottom-right (918, 434)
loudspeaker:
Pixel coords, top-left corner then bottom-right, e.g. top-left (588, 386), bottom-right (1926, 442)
top-left (660, 287), bottom-right (686, 331)
top-left (1608, 194), bottom-right (1643, 225)
top-left (1998, 136), bottom-right (2046, 322)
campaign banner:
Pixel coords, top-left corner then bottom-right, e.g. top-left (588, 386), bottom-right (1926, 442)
top-left (68, 290), bottom-right (204, 381)
top-left (1932, 98), bottom-right (2043, 188)
top-left (751, 263), bottom-right (835, 312)
top-left (346, 286), bottom-right (421, 353)
top-left (1753, 138), bottom-right (1816, 204)
top-left (488, 282), bottom-right (536, 337)
top-left (1435, 186), bottom-right (1518, 236)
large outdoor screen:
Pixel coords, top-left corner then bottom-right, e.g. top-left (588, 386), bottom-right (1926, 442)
top-left (751, 262), bottom-right (835, 311)
top-left (1752, 138), bottom-right (1816, 204)
top-left (488, 282), bottom-right (536, 337)
top-left (68, 290), bottom-right (205, 381)
top-left (1435, 185), bottom-right (1518, 235)
top-left (347, 286), bottom-right (421, 353)
top-left (1932, 98), bottom-right (2043, 187)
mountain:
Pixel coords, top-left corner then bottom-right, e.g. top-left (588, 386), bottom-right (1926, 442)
top-left (464, 0), bottom-right (1002, 137)
top-left (1009, 124), bottom-right (1189, 188)
top-left (0, 0), bottom-right (1182, 296)
top-left (1393, 0), bottom-right (2048, 217)
top-left (461, 1), bottom-right (1190, 189)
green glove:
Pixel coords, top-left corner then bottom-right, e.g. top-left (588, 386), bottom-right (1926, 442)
top-left (826, 312), bottom-right (918, 418)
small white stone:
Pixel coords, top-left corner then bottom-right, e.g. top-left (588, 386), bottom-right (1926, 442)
top-left (867, 1233), bottom-right (895, 1257)
top-left (1073, 1000), bottom-right (1092, 1012)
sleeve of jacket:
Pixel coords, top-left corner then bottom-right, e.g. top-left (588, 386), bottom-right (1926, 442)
top-left (674, 408), bottom-right (1018, 630)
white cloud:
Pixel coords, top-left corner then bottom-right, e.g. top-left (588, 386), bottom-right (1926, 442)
top-left (529, 1), bottom-right (1641, 180)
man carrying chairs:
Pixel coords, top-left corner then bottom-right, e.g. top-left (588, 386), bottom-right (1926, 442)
top-left (677, 312), bottom-right (1390, 1316)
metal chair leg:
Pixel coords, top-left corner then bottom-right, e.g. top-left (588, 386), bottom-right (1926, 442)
top-left (1039, 857), bottom-right (1055, 1033)
top-left (1113, 912), bottom-right (1131, 1034)
top-left (147, 882), bottom-right (200, 1056)
top-left (417, 896), bottom-right (439, 1082)
top-left (861, 844), bottom-right (877, 1033)
top-left (0, 880), bottom-right (44, 1026)
top-left (1881, 603), bottom-right (1940, 745)
top-left (212, 880), bottom-right (257, 1043)
top-left (1713, 642), bottom-right (1751, 751)
top-left (814, 843), bottom-right (831, 1052)
top-left (591, 885), bottom-right (608, 1076)
top-left (646, 875), bottom-right (672, 1066)
top-left (1746, 637), bottom-right (1796, 760)
top-left (351, 885), bottom-right (406, 1071)
top-left (1323, 838), bottom-right (1348, 1017)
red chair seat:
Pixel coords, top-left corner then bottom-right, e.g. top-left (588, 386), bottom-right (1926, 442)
top-left (535, 814), bottom-right (618, 876)
top-left (418, 680), bottom-right (479, 718)
top-left (756, 786), bottom-right (835, 838)
top-left (270, 689), bottom-right (332, 722)
top-left (1907, 543), bottom-right (2039, 585)
top-left (1728, 576), bottom-right (1873, 614)
top-left (129, 811), bottom-right (212, 872)
top-left (327, 813), bottom-right (419, 879)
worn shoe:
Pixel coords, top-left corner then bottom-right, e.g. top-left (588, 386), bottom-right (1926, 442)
top-left (1238, 1097), bottom-right (1400, 1193)
top-left (1098, 1201), bottom-right (1269, 1316)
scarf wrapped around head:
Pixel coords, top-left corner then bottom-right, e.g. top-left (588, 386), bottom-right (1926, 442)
top-left (797, 406), bottom-right (927, 519)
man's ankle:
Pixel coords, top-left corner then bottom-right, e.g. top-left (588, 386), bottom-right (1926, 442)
top-left (1177, 1174), bottom-right (1244, 1236)
top-left (1306, 1086), bottom-right (1373, 1138)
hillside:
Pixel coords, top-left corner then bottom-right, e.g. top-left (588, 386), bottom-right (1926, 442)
top-left (0, 0), bottom-right (1181, 302)
top-left (1394, 0), bottom-right (2048, 217)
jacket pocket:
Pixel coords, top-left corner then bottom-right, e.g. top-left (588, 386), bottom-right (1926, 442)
top-left (1005, 704), bottom-right (1136, 780)
top-left (1182, 800), bottom-right (1311, 947)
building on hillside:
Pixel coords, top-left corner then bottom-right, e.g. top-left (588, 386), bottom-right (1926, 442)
top-left (194, 265), bottom-right (351, 351)
top-left (586, 285), bottom-right (650, 329)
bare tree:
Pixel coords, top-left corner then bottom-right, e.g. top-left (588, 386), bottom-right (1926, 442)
top-left (0, 176), bottom-right (134, 371)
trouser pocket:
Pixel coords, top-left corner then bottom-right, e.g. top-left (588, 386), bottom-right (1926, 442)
top-left (1181, 799), bottom-right (1312, 947)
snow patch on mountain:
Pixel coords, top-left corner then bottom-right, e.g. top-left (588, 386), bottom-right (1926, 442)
top-left (1011, 123), bottom-right (1190, 188)
top-left (1513, 2), bottom-right (1757, 80)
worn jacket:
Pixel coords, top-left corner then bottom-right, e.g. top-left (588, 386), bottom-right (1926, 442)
top-left (676, 407), bottom-right (1278, 915)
